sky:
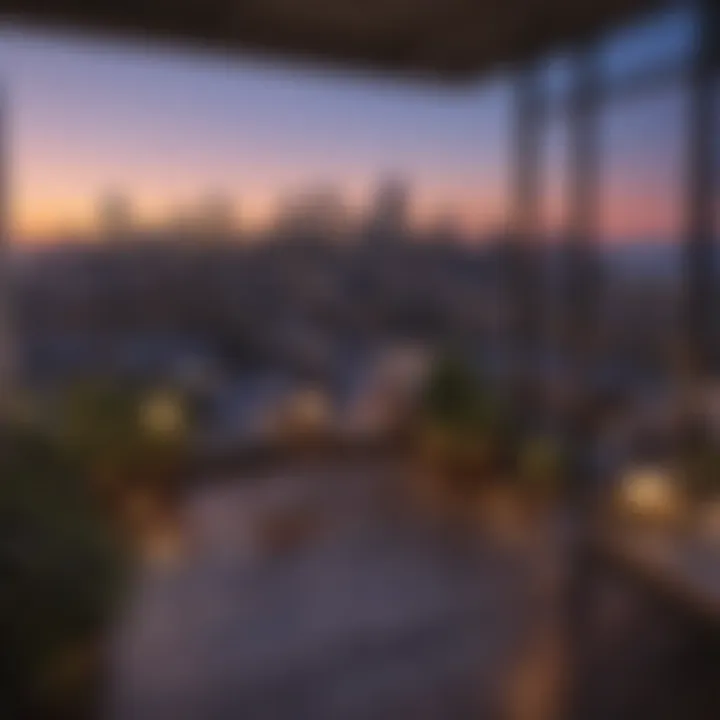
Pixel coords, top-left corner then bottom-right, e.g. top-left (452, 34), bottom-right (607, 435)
top-left (0, 6), bottom-right (703, 244)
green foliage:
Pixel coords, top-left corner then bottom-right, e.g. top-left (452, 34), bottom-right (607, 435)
top-left (1, 380), bottom-right (191, 718)
top-left (516, 435), bottom-right (565, 501)
top-left (419, 356), bottom-right (565, 506)
top-left (0, 424), bottom-right (126, 718)
top-left (422, 356), bottom-right (499, 433)
top-left (419, 356), bottom-right (507, 482)
top-left (58, 380), bottom-right (191, 497)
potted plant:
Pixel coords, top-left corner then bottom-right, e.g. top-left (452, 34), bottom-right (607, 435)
top-left (414, 355), bottom-right (508, 527)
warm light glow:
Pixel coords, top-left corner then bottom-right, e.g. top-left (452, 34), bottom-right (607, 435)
top-left (618, 465), bottom-right (682, 520)
top-left (140, 393), bottom-right (185, 438)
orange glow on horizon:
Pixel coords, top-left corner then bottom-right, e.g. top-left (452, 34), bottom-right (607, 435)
top-left (12, 182), bottom-right (681, 245)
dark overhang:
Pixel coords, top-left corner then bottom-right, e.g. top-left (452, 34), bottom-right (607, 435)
top-left (0, 0), bottom-right (666, 80)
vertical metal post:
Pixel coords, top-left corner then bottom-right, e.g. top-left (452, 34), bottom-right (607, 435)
top-left (684, 0), bottom-right (719, 382)
top-left (566, 48), bottom-right (601, 387)
top-left (563, 42), bottom-right (603, 517)
top-left (509, 66), bottom-right (544, 422)
top-left (564, 44), bottom-right (602, 720)
top-left (0, 87), bottom-right (12, 420)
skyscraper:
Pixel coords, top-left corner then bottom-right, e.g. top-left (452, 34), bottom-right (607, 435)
top-left (98, 191), bottom-right (134, 242)
top-left (273, 188), bottom-right (348, 242)
top-left (366, 177), bottom-right (410, 246)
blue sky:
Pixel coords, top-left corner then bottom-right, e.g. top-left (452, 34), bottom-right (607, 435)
top-left (0, 5), bottom-right (700, 242)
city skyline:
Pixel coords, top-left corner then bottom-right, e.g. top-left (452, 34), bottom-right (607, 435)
top-left (0, 8), bottom-right (696, 245)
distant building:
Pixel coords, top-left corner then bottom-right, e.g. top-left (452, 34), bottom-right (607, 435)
top-left (426, 213), bottom-right (462, 246)
top-left (366, 177), bottom-right (410, 246)
top-left (161, 206), bottom-right (194, 241)
top-left (200, 374), bottom-right (333, 453)
top-left (157, 195), bottom-right (238, 242)
top-left (98, 191), bottom-right (134, 242)
top-left (195, 193), bottom-right (237, 239)
top-left (340, 344), bottom-right (432, 440)
top-left (273, 188), bottom-right (349, 242)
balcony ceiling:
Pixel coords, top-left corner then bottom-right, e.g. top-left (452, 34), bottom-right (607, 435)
top-left (0, 0), bottom-right (664, 80)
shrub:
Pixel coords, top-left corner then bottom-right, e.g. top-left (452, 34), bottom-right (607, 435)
top-left (418, 356), bottom-right (506, 486)
top-left (0, 424), bottom-right (126, 719)
top-left (516, 435), bottom-right (565, 504)
top-left (58, 381), bottom-right (191, 505)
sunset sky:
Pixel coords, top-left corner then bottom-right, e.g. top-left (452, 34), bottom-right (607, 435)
top-left (0, 7), bottom-right (699, 244)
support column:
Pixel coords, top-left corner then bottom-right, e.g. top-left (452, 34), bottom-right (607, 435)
top-left (562, 43), bottom-right (603, 512)
top-left (683, 0), bottom-right (719, 382)
top-left (508, 66), bottom-right (544, 421)
top-left (566, 47), bottom-right (601, 384)
top-left (0, 87), bottom-right (14, 420)
top-left (564, 47), bottom-right (603, 720)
